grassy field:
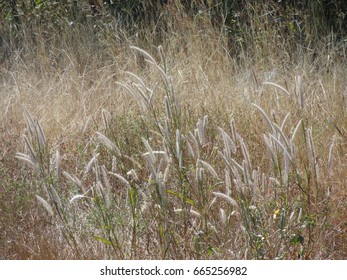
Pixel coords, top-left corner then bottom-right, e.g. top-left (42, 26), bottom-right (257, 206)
top-left (0, 3), bottom-right (346, 259)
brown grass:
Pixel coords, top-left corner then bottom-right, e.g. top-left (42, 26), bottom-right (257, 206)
top-left (1, 7), bottom-right (346, 260)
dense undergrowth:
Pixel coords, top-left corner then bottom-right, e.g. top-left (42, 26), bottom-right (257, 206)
top-left (0, 1), bottom-right (346, 259)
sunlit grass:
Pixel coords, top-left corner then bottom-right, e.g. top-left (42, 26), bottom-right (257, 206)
top-left (1, 4), bottom-right (346, 260)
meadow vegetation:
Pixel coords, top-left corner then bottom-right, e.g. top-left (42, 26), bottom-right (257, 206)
top-left (0, 1), bottom-right (346, 259)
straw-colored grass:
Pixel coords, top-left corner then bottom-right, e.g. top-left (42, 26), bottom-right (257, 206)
top-left (1, 5), bottom-right (346, 260)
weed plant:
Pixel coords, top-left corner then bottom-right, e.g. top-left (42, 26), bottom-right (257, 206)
top-left (1, 2), bottom-right (346, 259)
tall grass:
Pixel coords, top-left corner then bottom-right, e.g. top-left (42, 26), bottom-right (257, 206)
top-left (1, 3), bottom-right (346, 259)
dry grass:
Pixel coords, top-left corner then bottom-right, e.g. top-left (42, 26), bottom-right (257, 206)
top-left (1, 8), bottom-right (346, 260)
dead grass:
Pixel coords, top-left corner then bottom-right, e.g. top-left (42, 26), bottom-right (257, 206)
top-left (0, 9), bottom-right (346, 260)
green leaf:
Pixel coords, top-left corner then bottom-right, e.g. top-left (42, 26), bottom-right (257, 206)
top-left (93, 235), bottom-right (112, 245)
top-left (289, 22), bottom-right (296, 33)
top-left (129, 187), bottom-right (137, 207)
top-left (290, 234), bottom-right (304, 245)
top-left (166, 190), bottom-right (195, 205)
top-left (207, 246), bottom-right (214, 256)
